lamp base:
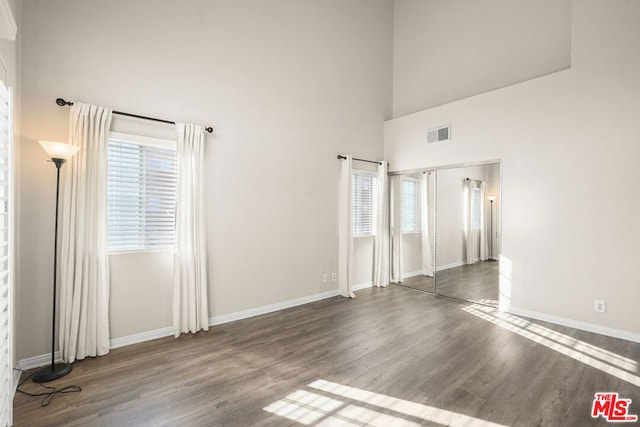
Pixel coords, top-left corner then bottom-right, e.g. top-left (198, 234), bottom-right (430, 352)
top-left (32, 363), bottom-right (72, 383)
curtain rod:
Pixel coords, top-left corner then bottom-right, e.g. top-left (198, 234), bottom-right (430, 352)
top-left (56, 98), bottom-right (214, 133)
top-left (336, 154), bottom-right (382, 165)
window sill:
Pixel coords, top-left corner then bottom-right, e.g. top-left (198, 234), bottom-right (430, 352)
top-left (353, 234), bottom-right (375, 239)
top-left (108, 248), bottom-right (174, 256)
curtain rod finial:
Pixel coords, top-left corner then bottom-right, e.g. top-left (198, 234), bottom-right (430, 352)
top-left (204, 126), bottom-right (214, 133)
top-left (56, 98), bottom-right (73, 107)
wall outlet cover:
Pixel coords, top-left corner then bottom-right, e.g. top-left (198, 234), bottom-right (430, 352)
top-left (594, 300), bottom-right (606, 313)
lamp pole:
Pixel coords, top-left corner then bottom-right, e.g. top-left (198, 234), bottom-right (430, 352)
top-left (34, 141), bottom-right (79, 382)
top-left (489, 199), bottom-right (494, 260)
top-left (487, 195), bottom-right (496, 261)
top-left (33, 158), bottom-right (72, 382)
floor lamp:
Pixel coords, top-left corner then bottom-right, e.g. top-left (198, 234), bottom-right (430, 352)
top-left (487, 195), bottom-right (497, 261)
top-left (34, 140), bottom-right (80, 383)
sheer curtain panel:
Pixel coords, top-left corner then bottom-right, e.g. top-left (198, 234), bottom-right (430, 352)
top-left (173, 123), bottom-right (209, 337)
top-left (420, 172), bottom-right (434, 276)
top-left (338, 155), bottom-right (355, 298)
top-left (373, 161), bottom-right (389, 287)
top-left (390, 176), bottom-right (404, 283)
top-left (464, 179), bottom-right (489, 265)
top-left (59, 103), bottom-right (112, 363)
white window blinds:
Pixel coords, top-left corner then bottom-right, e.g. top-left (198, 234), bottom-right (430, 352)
top-left (472, 187), bottom-right (481, 230)
top-left (0, 80), bottom-right (13, 427)
top-left (401, 179), bottom-right (419, 233)
top-left (107, 136), bottom-right (177, 251)
top-left (352, 173), bottom-right (376, 237)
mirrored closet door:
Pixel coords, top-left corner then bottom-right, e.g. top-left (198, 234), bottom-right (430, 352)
top-left (389, 163), bottom-right (501, 307)
top-left (435, 164), bottom-right (501, 306)
top-left (389, 171), bottom-right (435, 293)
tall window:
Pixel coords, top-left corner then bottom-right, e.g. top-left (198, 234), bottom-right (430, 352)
top-left (472, 187), bottom-right (481, 230)
top-left (352, 172), bottom-right (377, 237)
top-left (107, 133), bottom-right (177, 251)
top-left (401, 179), bottom-right (419, 233)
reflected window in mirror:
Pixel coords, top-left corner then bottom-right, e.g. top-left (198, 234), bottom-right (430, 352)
top-left (401, 179), bottom-right (419, 234)
top-left (352, 172), bottom-right (377, 237)
top-left (472, 187), bottom-right (481, 231)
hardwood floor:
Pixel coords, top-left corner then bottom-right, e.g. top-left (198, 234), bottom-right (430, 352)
top-left (435, 261), bottom-right (499, 305)
top-left (394, 261), bottom-right (499, 306)
top-left (14, 286), bottom-right (640, 426)
top-left (395, 274), bottom-right (435, 293)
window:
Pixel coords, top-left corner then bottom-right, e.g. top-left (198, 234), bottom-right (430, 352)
top-left (472, 187), bottom-right (481, 230)
top-left (352, 172), bottom-right (377, 237)
top-left (107, 133), bottom-right (177, 251)
top-left (401, 179), bottom-right (419, 233)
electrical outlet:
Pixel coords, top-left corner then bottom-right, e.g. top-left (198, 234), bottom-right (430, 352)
top-left (331, 272), bottom-right (337, 282)
top-left (594, 300), bottom-right (606, 313)
top-left (322, 273), bottom-right (328, 283)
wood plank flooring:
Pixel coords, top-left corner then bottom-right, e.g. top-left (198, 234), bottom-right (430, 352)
top-left (395, 261), bottom-right (499, 306)
top-left (435, 261), bottom-right (499, 305)
top-left (13, 286), bottom-right (640, 426)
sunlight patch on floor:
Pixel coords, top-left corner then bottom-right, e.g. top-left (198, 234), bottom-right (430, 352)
top-left (263, 390), bottom-right (344, 425)
top-left (264, 379), bottom-right (509, 426)
top-left (462, 304), bottom-right (640, 387)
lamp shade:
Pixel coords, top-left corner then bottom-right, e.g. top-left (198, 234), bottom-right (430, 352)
top-left (487, 195), bottom-right (497, 202)
top-left (39, 140), bottom-right (80, 160)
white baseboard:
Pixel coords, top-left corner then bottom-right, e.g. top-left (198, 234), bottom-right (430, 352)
top-left (507, 306), bottom-right (640, 344)
top-left (17, 287), bottom-right (346, 371)
top-left (16, 351), bottom-right (63, 371)
top-left (209, 289), bottom-right (340, 326)
top-left (352, 281), bottom-right (373, 291)
top-left (435, 261), bottom-right (465, 272)
top-left (110, 326), bottom-right (175, 349)
top-left (403, 270), bottom-right (423, 279)
top-left (16, 327), bottom-right (176, 371)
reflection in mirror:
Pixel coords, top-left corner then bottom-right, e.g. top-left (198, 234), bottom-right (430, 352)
top-left (390, 172), bottom-right (435, 293)
top-left (435, 164), bottom-right (500, 306)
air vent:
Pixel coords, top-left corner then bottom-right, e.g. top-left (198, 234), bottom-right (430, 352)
top-left (427, 125), bottom-right (451, 144)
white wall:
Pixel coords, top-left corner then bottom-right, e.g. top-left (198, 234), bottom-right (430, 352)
top-left (392, 0), bottom-right (571, 117)
top-left (402, 233), bottom-right (421, 276)
top-left (18, 0), bottom-right (392, 359)
top-left (385, 0), bottom-right (640, 335)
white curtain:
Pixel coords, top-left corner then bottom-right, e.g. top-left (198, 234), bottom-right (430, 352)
top-left (373, 161), bottom-right (389, 287)
top-left (420, 172), bottom-right (434, 277)
top-left (464, 179), bottom-right (489, 265)
top-left (390, 176), bottom-right (403, 283)
top-left (479, 181), bottom-right (488, 262)
top-left (173, 123), bottom-right (209, 337)
top-left (59, 103), bottom-right (112, 363)
top-left (338, 155), bottom-right (355, 298)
